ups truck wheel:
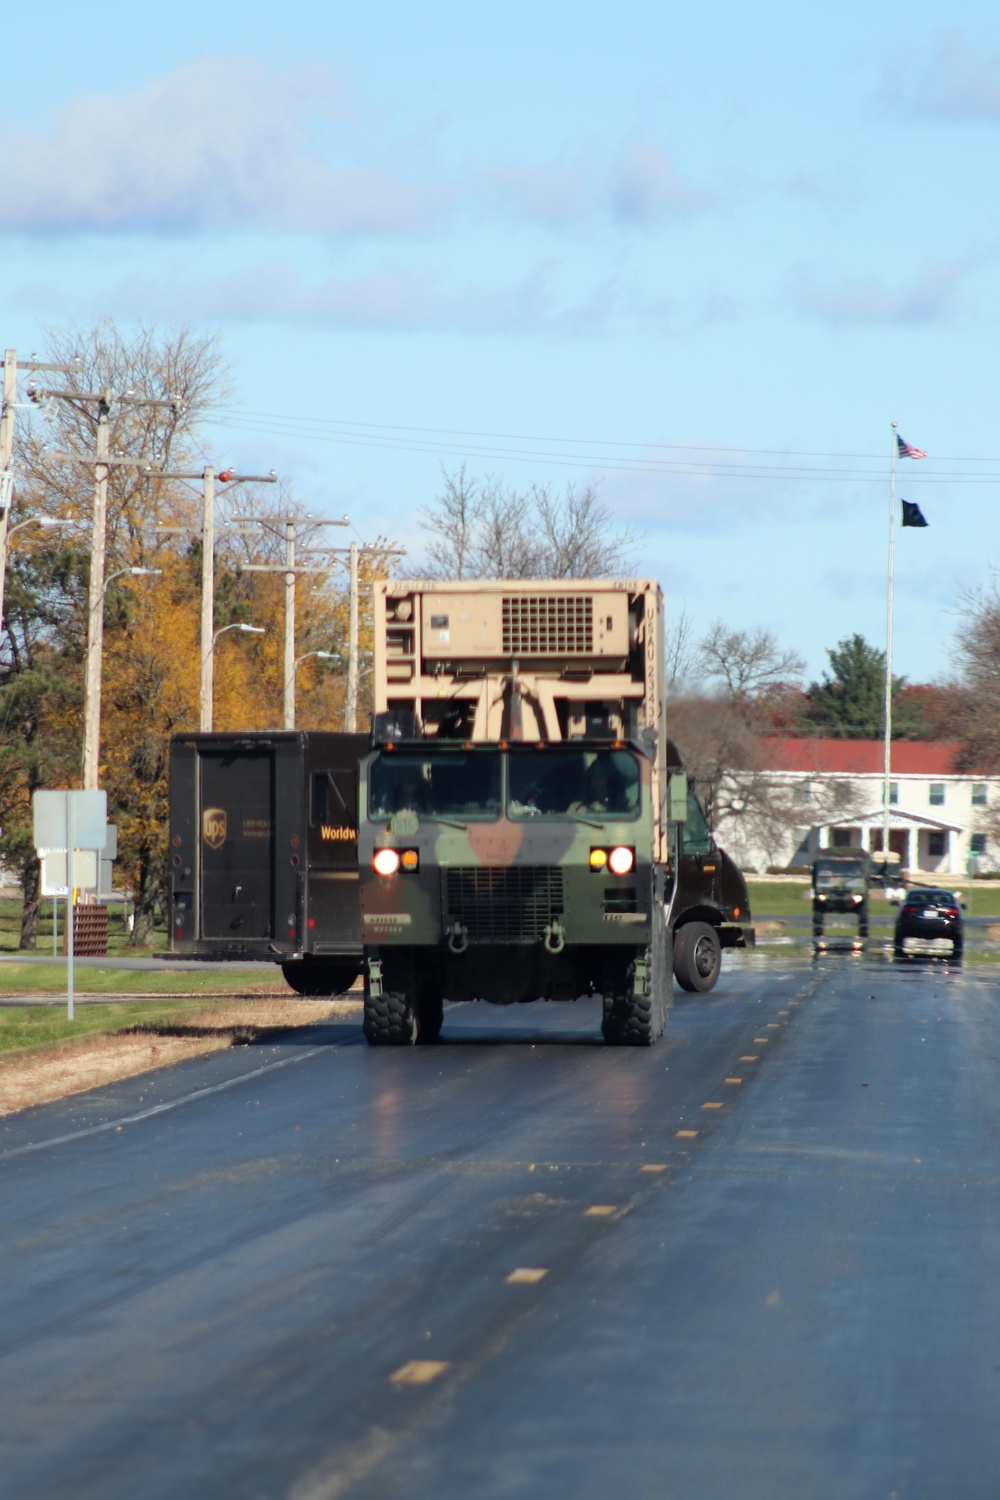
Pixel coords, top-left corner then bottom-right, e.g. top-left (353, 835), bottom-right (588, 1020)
top-left (673, 922), bottom-right (721, 993)
top-left (363, 991), bottom-right (418, 1045)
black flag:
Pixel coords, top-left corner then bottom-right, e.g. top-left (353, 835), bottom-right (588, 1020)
top-left (901, 500), bottom-right (928, 528)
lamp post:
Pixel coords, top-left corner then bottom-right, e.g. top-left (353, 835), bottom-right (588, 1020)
top-left (82, 566), bottom-right (162, 790)
top-left (290, 650), bottom-right (336, 730)
top-left (207, 624), bottom-right (265, 733)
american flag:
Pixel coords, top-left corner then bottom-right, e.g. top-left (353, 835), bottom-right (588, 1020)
top-left (897, 434), bottom-right (927, 460)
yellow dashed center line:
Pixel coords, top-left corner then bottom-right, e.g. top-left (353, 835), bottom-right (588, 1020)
top-left (585, 1205), bottom-right (617, 1217)
top-left (506, 1268), bottom-right (548, 1284)
top-left (754, 1038), bottom-right (769, 1045)
top-left (639, 1163), bottom-right (667, 1173)
top-left (701, 1101), bottom-right (724, 1110)
top-left (767, 1022), bottom-right (781, 1029)
top-left (740, 1055), bottom-right (758, 1062)
top-left (676, 1129), bottom-right (699, 1139)
top-left (390, 1361), bottom-right (449, 1385)
top-left (725, 1077), bottom-right (742, 1085)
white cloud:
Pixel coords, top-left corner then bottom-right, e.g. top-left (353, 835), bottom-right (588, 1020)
top-left (0, 57), bottom-right (449, 237)
top-left (792, 262), bottom-right (966, 326)
top-left (895, 30), bottom-right (1000, 120)
top-left (98, 257), bottom-right (621, 335)
top-left (0, 60), bottom-right (714, 242)
top-left (610, 141), bottom-right (711, 224)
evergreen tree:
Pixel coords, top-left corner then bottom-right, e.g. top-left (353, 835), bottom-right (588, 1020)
top-left (802, 633), bottom-right (927, 739)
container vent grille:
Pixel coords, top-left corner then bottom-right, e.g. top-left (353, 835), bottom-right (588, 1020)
top-left (502, 595), bottom-right (593, 655)
top-left (444, 866), bottom-right (565, 942)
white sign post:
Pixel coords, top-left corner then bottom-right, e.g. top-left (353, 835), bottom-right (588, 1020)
top-left (33, 790), bottom-right (108, 1021)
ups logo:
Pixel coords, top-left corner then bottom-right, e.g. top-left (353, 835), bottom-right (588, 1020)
top-left (202, 807), bottom-right (227, 850)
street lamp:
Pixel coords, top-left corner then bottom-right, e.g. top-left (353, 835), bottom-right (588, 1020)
top-left (82, 566), bottom-right (162, 789)
top-left (207, 623), bottom-right (266, 734)
top-left (0, 517), bottom-right (74, 640)
top-left (288, 650), bottom-right (336, 731)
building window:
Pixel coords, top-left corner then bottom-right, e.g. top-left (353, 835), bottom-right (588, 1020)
top-left (882, 781), bottom-right (898, 805)
top-left (928, 831), bottom-right (946, 857)
top-left (929, 783), bottom-right (945, 806)
top-left (971, 833), bottom-right (988, 855)
top-left (972, 783), bottom-right (988, 806)
top-left (831, 829), bottom-right (852, 848)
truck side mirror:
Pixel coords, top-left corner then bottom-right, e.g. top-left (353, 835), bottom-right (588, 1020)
top-left (669, 771), bottom-right (688, 823)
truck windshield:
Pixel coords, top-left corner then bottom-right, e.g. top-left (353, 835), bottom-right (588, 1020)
top-left (815, 860), bottom-right (866, 887)
top-left (368, 752), bottom-right (501, 819)
top-left (507, 748), bottom-right (640, 819)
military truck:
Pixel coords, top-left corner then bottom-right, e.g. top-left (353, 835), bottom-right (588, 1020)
top-left (811, 849), bottom-right (870, 941)
top-left (169, 730), bottom-right (368, 993)
top-left (358, 578), bottom-right (752, 1046)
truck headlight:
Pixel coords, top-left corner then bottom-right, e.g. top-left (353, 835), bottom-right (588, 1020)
top-left (608, 846), bottom-right (634, 876)
top-left (373, 848), bottom-right (400, 876)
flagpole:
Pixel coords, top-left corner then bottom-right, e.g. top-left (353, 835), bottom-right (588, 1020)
top-left (883, 422), bottom-right (897, 880)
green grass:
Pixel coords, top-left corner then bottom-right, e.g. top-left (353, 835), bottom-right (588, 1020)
top-left (746, 879), bottom-right (1000, 920)
top-left (0, 963), bottom-right (278, 997)
top-left (0, 997), bottom-right (252, 1056)
top-left (0, 896), bottom-right (168, 954)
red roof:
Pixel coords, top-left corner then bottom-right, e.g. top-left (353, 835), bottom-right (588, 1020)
top-left (758, 738), bottom-right (962, 775)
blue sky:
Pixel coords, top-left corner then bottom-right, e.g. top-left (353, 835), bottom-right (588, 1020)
top-left (3, 1), bottom-right (999, 686)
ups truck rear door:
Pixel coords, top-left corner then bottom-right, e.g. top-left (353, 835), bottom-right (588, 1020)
top-left (200, 745), bottom-right (277, 940)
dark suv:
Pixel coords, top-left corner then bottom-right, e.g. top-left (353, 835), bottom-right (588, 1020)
top-left (894, 889), bottom-right (963, 956)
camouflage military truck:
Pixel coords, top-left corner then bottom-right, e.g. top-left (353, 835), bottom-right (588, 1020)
top-left (169, 730), bottom-right (368, 993)
top-left (358, 579), bottom-right (753, 1046)
top-left (811, 849), bottom-right (870, 941)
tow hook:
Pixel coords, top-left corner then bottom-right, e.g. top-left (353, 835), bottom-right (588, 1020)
top-left (447, 922), bottom-right (469, 954)
top-left (544, 920), bottom-right (566, 954)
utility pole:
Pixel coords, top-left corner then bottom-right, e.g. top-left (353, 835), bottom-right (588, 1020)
top-left (0, 351), bottom-right (18, 641)
top-left (324, 539), bottom-right (405, 732)
top-left (25, 377), bottom-right (182, 788)
top-left (347, 541), bottom-right (359, 732)
top-left (82, 389), bottom-right (111, 790)
top-left (285, 516), bottom-right (296, 731)
top-left (244, 513), bottom-right (349, 729)
top-left (149, 466), bottom-right (276, 731)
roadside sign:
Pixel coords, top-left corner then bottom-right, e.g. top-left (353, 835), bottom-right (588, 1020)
top-left (40, 850), bottom-right (99, 896)
top-left (33, 790), bottom-right (108, 852)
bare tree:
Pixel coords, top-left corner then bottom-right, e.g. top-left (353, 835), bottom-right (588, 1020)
top-left (417, 467), bottom-right (640, 579)
top-left (698, 622), bottom-right (806, 702)
top-left (665, 604), bottom-right (697, 693)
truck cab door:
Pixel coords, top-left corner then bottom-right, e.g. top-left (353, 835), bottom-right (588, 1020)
top-left (679, 788), bottom-right (720, 906)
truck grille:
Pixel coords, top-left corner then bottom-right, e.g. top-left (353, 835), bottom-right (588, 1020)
top-left (444, 866), bottom-right (565, 942)
top-left (502, 595), bottom-right (593, 655)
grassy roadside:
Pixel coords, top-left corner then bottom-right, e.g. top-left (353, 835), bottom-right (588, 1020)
top-left (0, 996), bottom-right (300, 1058)
top-left (0, 962), bottom-right (283, 997)
top-left (746, 879), bottom-right (1000, 919)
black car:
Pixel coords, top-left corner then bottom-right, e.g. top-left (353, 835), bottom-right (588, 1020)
top-left (894, 888), bottom-right (963, 956)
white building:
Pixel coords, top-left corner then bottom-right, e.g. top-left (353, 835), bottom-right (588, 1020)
top-left (715, 738), bottom-right (995, 877)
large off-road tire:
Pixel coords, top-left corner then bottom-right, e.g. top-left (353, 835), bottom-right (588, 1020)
top-left (363, 989), bottom-right (418, 1046)
top-left (282, 959), bottom-right (361, 996)
top-left (602, 951), bottom-right (666, 1047)
top-left (416, 991), bottom-right (444, 1043)
top-left (672, 921), bottom-right (721, 993)
top-left (812, 913), bottom-right (824, 940)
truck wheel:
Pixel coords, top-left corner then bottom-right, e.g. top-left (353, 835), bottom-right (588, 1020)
top-left (416, 991), bottom-right (444, 1043)
top-left (812, 917), bottom-right (824, 940)
top-left (602, 950), bottom-right (666, 1046)
top-left (672, 922), bottom-right (721, 993)
top-left (858, 918), bottom-right (869, 938)
top-left (363, 990), bottom-right (418, 1046)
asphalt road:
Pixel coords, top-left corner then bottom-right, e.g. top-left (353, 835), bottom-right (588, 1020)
top-left (3, 949), bottom-right (999, 1499)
